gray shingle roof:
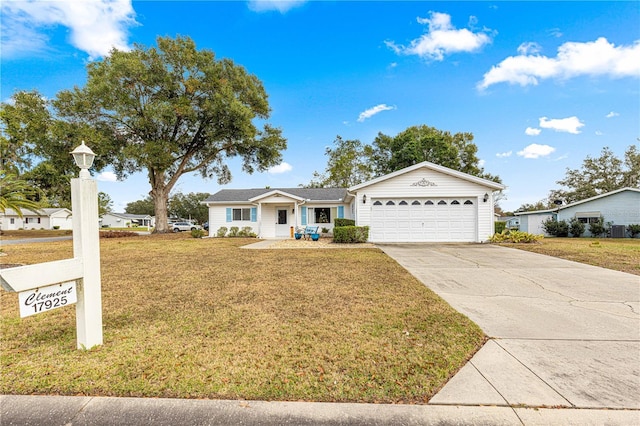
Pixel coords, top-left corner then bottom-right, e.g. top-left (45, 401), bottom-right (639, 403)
top-left (204, 188), bottom-right (348, 203)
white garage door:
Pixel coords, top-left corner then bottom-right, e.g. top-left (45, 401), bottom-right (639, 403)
top-left (370, 198), bottom-right (477, 242)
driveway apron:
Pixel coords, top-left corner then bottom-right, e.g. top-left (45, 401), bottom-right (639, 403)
top-left (377, 243), bottom-right (640, 411)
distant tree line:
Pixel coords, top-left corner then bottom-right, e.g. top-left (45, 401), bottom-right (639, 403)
top-left (513, 145), bottom-right (639, 213)
top-left (125, 192), bottom-right (210, 225)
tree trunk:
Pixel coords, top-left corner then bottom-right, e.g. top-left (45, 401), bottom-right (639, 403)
top-left (150, 172), bottom-right (170, 233)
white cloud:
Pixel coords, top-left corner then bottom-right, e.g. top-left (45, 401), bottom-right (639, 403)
top-left (606, 111), bottom-right (619, 118)
top-left (496, 151), bottom-right (512, 158)
top-left (386, 11), bottom-right (492, 61)
top-left (517, 42), bottom-right (541, 55)
top-left (517, 144), bottom-right (556, 159)
top-left (247, 0), bottom-right (306, 13)
top-left (357, 104), bottom-right (396, 122)
top-left (478, 37), bottom-right (640, 90)
top-left (548, 28), bottom-right (563, 38)
top-left (97, 171), bottom-right (118, 182)
top-left (525, 127), bottom-right (541, 136)
top-left (268, 162), bottom-right (292, 174)
top-left (1, 0), bottom-right (137, 59)
top-left (595, 130), bottom-right (603, 136)
top-left (539, 116), bottom-right (584, 134)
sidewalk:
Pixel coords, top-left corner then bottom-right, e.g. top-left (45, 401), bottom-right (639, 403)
top-left (2, 395), bottom-right (636, 425)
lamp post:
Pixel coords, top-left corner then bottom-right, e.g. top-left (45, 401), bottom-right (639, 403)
top-left (70, 141), bottom-right (103, 349)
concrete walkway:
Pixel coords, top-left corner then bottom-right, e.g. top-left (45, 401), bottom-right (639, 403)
top-left (378, 243), bottom-right (640, 417)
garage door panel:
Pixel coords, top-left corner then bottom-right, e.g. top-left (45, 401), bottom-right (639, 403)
top-left (370, 198), bottom-right (477, 242)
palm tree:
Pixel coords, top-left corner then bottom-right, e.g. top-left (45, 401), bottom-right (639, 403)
top-left (0, 173), bottom-right (43, 217)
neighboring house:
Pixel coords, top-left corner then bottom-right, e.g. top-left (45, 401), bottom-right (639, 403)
top-left (0, 208), bottom-right (73, 230)
top-left (497, 216), bottom-right (520, 230)
top-left (100, 213), bottom-right (155, 228)
top-left (203, 161), bottom-right (505, 243)
top-left (516, 187), bottom-right (640, 237)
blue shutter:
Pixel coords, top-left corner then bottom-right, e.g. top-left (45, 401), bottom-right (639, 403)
top-left (337, 206), bottom-right (344, 219)
top-left (301, 207), bottom-right (307, 226)
top-left (226, 208), bottom-right (232, 223)
top-left (250, 207), bottom-right (257, 222)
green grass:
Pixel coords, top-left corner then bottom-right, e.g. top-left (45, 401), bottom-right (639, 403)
top-left (0, 234), bottom-right (484, 403)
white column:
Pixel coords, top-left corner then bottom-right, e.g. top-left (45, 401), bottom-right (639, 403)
top-left (71, 176), bottom-right (103, 349)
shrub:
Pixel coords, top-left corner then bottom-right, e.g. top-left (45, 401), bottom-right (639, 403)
top-left (321, 227), bottom-right (330, 234)
top-left (627, 224), bottom-right (640, 238)
top-left (589, 217), bottom-right (607, 237)
top-left (216, 227), bottom-right (228, 238)
top-left (228, 226), bottom-right (240, 237)
top-left (53, 226), bottom-right (60, 230)
top-left (489, 230), bottom-right (543, 243)
top-left (334, 218), bottom-right (355, 227)
top-left (495, 221), bottom-right (506, 234)
top-left (542, 218), bottom-right (569, 237)
top-left (333, 226), bottom-right (369, 243)
top-left (100, 230), bottom-right (138, 238)
top-left (238, 226), bottom-right (255, 237)
top-left (568, 217), bottom-right (585, 238)
top-left (191, 229), bottom-right (205, 239)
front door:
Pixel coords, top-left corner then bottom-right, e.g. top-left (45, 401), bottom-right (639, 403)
top-left (276, 208), bottom-right (289, 237)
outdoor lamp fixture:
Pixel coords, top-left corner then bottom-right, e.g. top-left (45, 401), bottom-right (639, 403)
top-left (71, 141), bottom-right (96, 178)
top-left (483, 193), bottom-right (489, 203)
top-left (362, 194), bottom-right (367, 204)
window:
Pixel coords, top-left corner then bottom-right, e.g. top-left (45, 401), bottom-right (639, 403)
top-left (386, 201), bottom-right (395, 206)
top-left (10, 218), bottom-right (15, 224)
top-left (373, 201), bottom-right (382, 206)
top-left (438, 200), bottom-right (447, 205)
top-left (464, 200), bottom-right (473, 205)
top-left (233, 208), bottom-right (251, 221)
top-left (411, 200), bottom-right (421, 205)
top-left (399, 200), bottom-right (408, 205)
top-left (37, 217), bottom-right (41, 223)
top-left (578, 217), bottom-right (600, 224)
top-left (425, 200), bottom-right (434, 205)
top-left (451, 200), bottom-right (460, 205)
top-left (314, 207), bottom-right (331, 224)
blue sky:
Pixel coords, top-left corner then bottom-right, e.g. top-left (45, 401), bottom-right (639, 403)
top-left (2, 1), bottom-right (639, 212)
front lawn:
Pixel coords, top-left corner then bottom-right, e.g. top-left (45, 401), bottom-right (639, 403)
top-left (502, 237), bottom-right (640, 275)
top-left (0, 229), bottom-right (72, 239)
top-left (0, 234), bottom-right (484, 403)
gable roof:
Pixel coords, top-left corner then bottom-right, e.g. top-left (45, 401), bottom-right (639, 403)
top-left (348, 161), bottom-right (505, 192)
top-left (515, 187), bottom-right (640, 216)
top-left (204, 188), bottom-right (349, 204)
top-left (104, 212), bottom-right (153, 220)
top-left (1, 208), bottom-right (71, 217)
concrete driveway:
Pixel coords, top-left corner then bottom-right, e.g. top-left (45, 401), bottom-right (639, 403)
top-left (377, 243), bottom-right (640, 411)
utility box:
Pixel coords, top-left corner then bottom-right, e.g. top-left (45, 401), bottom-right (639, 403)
top-left (611, 225), bottom-right (625, 238)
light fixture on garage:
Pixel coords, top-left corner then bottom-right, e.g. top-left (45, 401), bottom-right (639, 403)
top-left (483, 193), bottom-right (489, 203)
top-left (362, 195), bottom-right (367, 204)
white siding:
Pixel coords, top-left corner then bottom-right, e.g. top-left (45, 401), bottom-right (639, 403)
top-left (355, 168), bottom-right (497, 242)
top-left (208, 205), bottom-right (259, 237)
top-left (519, 213), bottom-right (555, 235)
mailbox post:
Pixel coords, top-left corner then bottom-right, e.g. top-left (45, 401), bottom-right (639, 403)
top-left (0, 141), bottom-right (103, 349)
top-left (70, 141), bottom-right (103, 349)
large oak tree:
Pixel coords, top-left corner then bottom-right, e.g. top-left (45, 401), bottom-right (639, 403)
top-left (307, 125), bottom-right (501, 188)
top-left (53, 36), bottom-right (286, 232)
